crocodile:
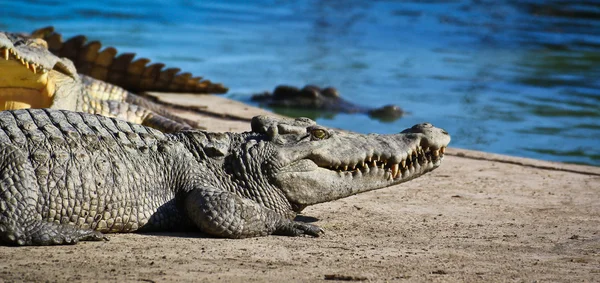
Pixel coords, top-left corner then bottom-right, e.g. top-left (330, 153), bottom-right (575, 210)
top-left (0, 108), bottom-right (449, 246)
top-left (0, 28), bottom-right (227, 133)
top-left (251, 85), bottom-right (405, 122)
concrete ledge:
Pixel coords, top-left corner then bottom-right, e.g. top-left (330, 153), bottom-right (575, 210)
top-left (446, 147), bottom-right (600, 176)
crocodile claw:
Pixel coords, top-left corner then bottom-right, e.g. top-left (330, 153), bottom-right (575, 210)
top-left (274, 221), bottom-right (324, 237)
top-left (292, 222), bottom-right (325, 237)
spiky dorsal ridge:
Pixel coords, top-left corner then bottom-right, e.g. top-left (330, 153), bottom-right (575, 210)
top-left (30, 26), bottom-right (228, 95)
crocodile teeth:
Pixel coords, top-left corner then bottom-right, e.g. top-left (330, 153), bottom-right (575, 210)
top-left (2, 48), bottom-right (8, 60)
top-left (391, 164), bottom-right (399, 178)
top-left (326, 145), bottom-right (443, 179)
top-left (30, 63), bottom-right (37, 74)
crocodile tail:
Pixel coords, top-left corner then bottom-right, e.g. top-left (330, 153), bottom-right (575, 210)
top-left (80, 75), bottom-right (203, 131)
top-left (30, 26), bottom-right (228, 95)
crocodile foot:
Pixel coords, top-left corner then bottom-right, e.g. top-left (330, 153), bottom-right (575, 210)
top-left (1, 221), bottom-right (108, 246)
top-left (276, 221), bottom-right (325, 237)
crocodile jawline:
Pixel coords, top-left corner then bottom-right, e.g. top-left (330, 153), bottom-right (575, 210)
top-left (0, 52), bottom-right (54, 109)
top-left (318, 146), bottom-right (446, 181)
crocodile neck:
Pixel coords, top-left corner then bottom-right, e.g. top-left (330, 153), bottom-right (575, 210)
top-left (174, 131), bottom-right (296, 218)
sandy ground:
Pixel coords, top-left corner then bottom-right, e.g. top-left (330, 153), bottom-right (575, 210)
top-left (1, 94), bottom-right (598, 282)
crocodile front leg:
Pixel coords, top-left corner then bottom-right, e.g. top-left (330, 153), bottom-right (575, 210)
top-left (183, 187), bottom-right (323, 238)
top-left (0, 143), bottom-right (106, 245)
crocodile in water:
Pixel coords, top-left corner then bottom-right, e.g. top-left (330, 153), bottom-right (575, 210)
top-left (33, 27), bottom-right (401, 122)
top-left (252, 85), bottom-right (404, 122)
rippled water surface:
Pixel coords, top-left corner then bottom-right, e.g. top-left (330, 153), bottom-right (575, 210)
top-left (2, 0), bottom-right (599, 165)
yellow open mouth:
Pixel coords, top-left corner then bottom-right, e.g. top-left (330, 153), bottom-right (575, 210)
top-left (0, 47), bottom-right (55, 110)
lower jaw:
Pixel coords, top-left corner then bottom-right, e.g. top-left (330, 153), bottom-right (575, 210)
top-left (0, 60), bottom-right (54, 110)
top-left (0, 88), bottom-right (53, 110)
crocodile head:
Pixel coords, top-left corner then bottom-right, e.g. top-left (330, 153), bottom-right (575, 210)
top-left (248, 116), bottom-right (450, 211)
top-left (0, 32), bottom-right (79, 111)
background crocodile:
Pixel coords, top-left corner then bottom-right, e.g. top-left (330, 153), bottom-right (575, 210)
top-left (0, 29), bottom-right (226, 133)
top-left (29, 27), bottom-right (228, 94)
top-left (0, 108), bottom-right (449, 246)
top-left (252, 85), bottom-right (404, 122)
top-left (2, 27), bottom-right (406, 132)
top-left (23, 27), bottom-right (405, 123)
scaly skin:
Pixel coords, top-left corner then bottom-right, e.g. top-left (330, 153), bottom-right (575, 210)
top-left (0, 30), bottom-right (212, 132)
top-left (0, 109), bottom-right (450, 246)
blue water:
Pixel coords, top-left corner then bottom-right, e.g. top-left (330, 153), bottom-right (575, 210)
top-left (2, 0), bottom-right (599, 166)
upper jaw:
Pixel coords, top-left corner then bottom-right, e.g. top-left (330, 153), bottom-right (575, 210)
top-left (309, 123), bottom-right (451, 182)
top-left (0, 32), bottom-right (76, 77)
top-left (318, 144), bottom-right (447, 182)
top-left (0, 32), bottom-right (78, 109)
top-left (1, 44), bottom-right (48, 74)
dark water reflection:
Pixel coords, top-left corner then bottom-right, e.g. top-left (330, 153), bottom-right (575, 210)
top-left (1, 0), bottom-right (599, 165)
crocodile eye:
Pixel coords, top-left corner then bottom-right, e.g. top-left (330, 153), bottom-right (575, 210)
top-left (310, 128), bottom-right (329, 140)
